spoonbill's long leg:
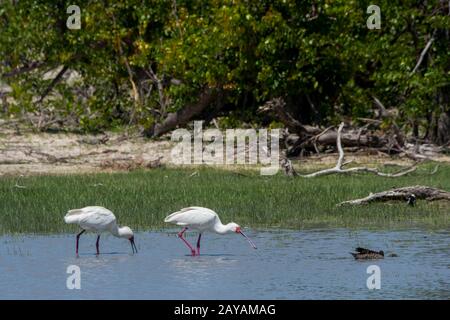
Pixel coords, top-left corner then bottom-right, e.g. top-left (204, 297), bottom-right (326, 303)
top-left (76, 229), bottom-right (85, 256)
top-left (177, 227), bottom-right (196, 256)
top-left (96, 235), bottom-right (100, 255)
top-left (196, 233), bottom-right (202, 256)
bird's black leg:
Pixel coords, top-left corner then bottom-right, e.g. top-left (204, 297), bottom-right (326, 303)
top-left (96, 235), bottom-right (100, 255)
top-left (76, 229), bottom-right (85, 256)
top-left (196, 233), bottom-right (202, 256)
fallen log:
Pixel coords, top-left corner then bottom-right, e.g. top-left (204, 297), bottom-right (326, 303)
top-left (337, 185), bottom-right (450, 206)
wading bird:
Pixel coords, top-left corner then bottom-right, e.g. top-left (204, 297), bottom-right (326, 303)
top-left (64, 206), bottom-right (137, 255)
top-left (164, 207), bottom-right (257, 256)
top-left (350, 247), bottom-right (384, 260)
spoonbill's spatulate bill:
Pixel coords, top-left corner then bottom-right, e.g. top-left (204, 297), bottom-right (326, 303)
top-left (64, 206), bottom-right (137, 255)
top-left (164, 206), bottom-right (257, 256)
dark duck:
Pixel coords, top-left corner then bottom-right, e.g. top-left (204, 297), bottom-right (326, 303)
top-left (351, 247), bottom-right (384, 260)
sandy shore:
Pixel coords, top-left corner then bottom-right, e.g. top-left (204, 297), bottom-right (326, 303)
top-left (0, 125), bottom-right (173, 176)
top-left (1, 121), bottom-right (448, 176)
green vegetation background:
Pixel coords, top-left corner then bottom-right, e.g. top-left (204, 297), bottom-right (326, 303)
top-left (1, 1), bottom-right (448, 136)
top-left (1, 165), bottom-right (448, 234)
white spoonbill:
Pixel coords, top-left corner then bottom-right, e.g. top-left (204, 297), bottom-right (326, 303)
top-left (64, 206), bottom-right (137, 255)
top-left (164, 207), bottom-right (257, 256)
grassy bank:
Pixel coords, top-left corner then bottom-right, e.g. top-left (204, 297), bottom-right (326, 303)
top-left (0, 165), bottom-right (449, 234)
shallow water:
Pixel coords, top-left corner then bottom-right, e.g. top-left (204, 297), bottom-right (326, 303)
top-left (0, 229), bottom-right (449, 299)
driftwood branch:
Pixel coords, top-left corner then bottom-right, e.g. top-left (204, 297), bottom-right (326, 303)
top-left (337, 185), bottom-right (450, 206)
top-left (297, 123), bottom-right (417, 178)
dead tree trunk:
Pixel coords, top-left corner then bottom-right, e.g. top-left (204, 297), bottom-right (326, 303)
top-left (145, 87), bottom-right (217, 137)
top-left (437, 111), bottom-right (450, 145)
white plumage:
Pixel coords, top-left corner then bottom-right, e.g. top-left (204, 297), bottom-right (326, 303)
top-left (64, 206), bottom-right (137, 255)
top-left (164, 207), bottom-right (218, 231)
top-left (65, 206), bottom-right (116, 231)
top-left (164, 206), bottom-right (257, 256)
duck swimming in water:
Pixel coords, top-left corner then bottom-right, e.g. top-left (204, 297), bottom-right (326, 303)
top-left (351, 247), bottom-right (384, 260)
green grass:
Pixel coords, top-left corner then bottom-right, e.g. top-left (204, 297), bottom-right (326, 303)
top-left (0, 164), bottom-right (449, 234)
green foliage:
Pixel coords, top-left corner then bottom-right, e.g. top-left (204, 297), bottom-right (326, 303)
top-left (0, 1), bottom-right (448, 133)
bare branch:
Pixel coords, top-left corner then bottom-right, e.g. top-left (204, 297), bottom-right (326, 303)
top-left (2, 61), bottom-right (47, 78)
top-left (410, 30), bottom-right (436, 76)
top-left (38, 65), bottom-right (68, 103)
top-left (111, 13), bottom-right (140, 124)
top-left (298, 122), bottom-right (416, 178)
top-left (145, 66), bottom-right (169, 117)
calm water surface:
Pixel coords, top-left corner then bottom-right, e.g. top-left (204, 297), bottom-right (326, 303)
top-left (0, 229), bottom-right (449, 299)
